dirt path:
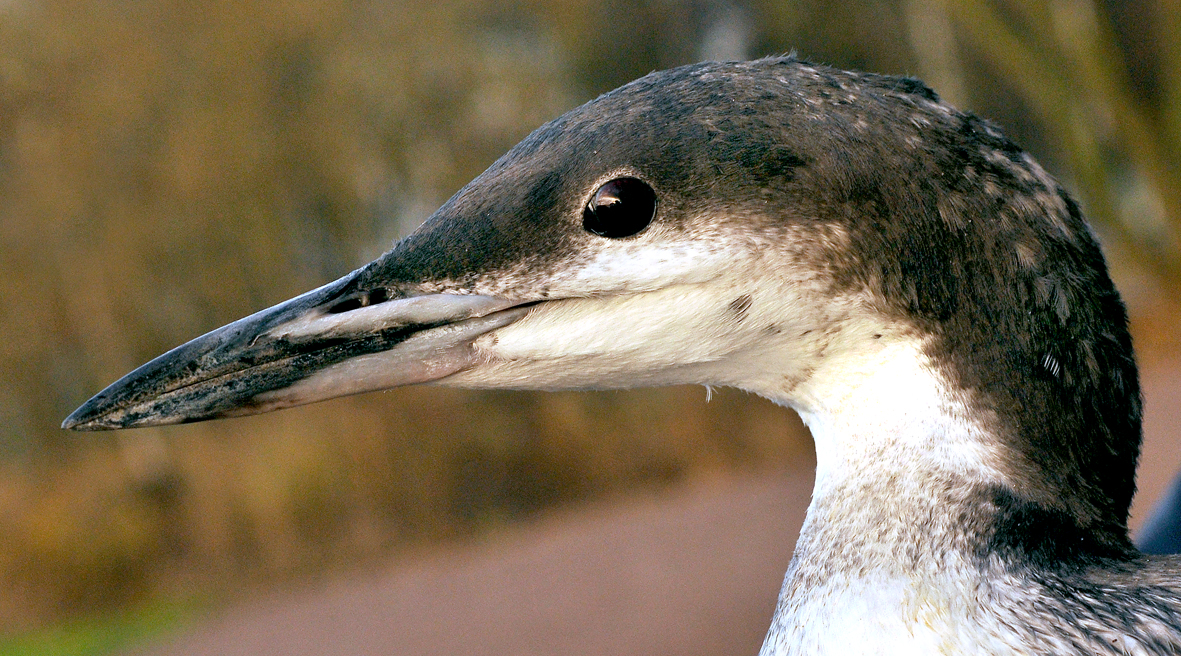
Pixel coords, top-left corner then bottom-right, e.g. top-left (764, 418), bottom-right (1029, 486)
top-left (124, 471), bottom-right (813, 656)
top-left (1129, 358), bottom-right (1181, 531)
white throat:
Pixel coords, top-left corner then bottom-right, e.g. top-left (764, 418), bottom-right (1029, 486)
top-left (790, 339), bottom-right (1007, 499)
top-left (753, 339), bottom-right (1018, 656)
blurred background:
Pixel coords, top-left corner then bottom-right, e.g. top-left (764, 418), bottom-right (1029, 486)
top-left (3, 0), bottom-right (1181, 654)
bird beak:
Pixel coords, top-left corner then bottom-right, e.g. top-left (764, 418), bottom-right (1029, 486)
top-left (62, 268), bottom-right (531, 431)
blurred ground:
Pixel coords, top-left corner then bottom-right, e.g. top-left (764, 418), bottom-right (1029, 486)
top-left (120, 469), bottom-right (813, 656)
top-left (1129, 357), bottom-right (1181, 531)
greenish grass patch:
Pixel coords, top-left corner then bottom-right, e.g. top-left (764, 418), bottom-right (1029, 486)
top-left (0, 598), bottom-right (202, 656)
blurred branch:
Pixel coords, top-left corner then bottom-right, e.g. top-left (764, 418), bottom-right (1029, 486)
top-left (1157, 0), bottom-right (1181, 154)
top-left (903, 0), bottom-right (967, 106)
top-left (1046, 0), bottom-right (1181, 233)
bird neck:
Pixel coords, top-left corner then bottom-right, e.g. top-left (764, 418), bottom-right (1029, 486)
top-left (755, 341), bottom-right (1034, 655)
top-left (793, 339), bottom-right (1004, 496)
top-left (787, 338), bottom-right (1008, 563)
top-left (748, 333), bottom-right (1135, 560)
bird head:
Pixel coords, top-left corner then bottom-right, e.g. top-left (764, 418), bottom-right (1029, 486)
top-left (63, 58), bottom-right (1140, 544)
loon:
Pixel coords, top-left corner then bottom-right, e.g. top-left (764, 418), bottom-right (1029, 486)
top-left (65, 57), bottom-right (1181, 654)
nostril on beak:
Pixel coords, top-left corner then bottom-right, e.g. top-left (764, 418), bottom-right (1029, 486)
top-left (327, 298), bottom-right (363, 314)
top-left (327, 288), bottom-right (389, 314)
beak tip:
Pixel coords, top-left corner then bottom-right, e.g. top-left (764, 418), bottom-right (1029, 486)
top-left (64, 391), bottom-right (238, 431)
top-left (62, 395), bottom-right (149, 431)
top-left (62, 404), bottom-right (113, 431)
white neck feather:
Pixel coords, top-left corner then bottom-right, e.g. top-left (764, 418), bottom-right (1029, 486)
top-left (792, 339), bottom-right (1006, 498)
top-left (754, 339), bottom-right (1019, 655)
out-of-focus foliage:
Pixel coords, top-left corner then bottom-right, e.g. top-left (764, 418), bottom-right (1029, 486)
top-left (1, 0), bottom-right (1178, 640)
top-left (0, 0), bottom-right (579, 460)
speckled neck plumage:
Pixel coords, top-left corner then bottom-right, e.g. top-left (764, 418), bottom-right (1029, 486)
top-left (753, 334), bottom-right (1180, 655)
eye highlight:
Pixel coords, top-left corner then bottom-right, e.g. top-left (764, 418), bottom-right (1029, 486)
top-left (582, 177), bottom-right (656, 239)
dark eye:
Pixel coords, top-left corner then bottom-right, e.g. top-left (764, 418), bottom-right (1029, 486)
top-left (582, 177), bottom-right (656, 238)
